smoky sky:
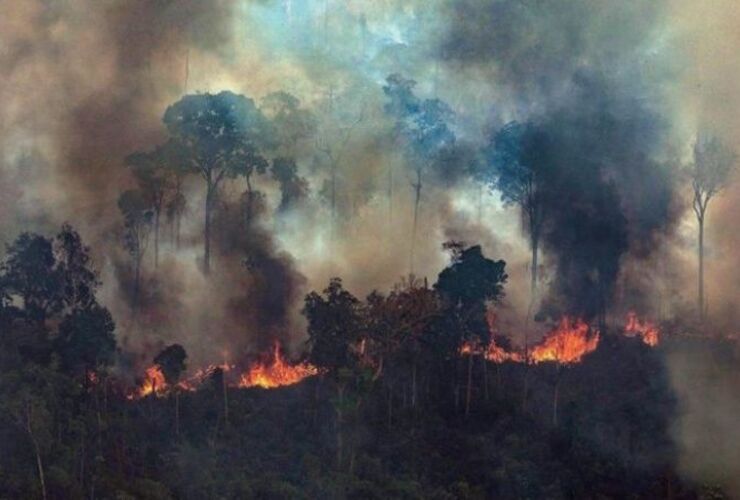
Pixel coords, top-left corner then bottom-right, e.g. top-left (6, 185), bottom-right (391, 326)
top-left (0, 1), bottom-right (734, 360)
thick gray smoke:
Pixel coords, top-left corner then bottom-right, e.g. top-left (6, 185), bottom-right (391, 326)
top-left (2, 2), bottom-right (740, 485)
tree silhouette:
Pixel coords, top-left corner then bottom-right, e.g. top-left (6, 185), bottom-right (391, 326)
top-left (383, 74), bottom-right (455, 272)
top-left (435, 242), bottom-right (507, 416)
top-left (163, 91), bottom-right (269, 273)
top-left (485, 121), bottom-right (548, 300)
top-left (690, 132), bottom-right (735, 322)
top-left (117, 189), bottom-right (153, 308)
top-left (154, 344), bottom-right (188, 435)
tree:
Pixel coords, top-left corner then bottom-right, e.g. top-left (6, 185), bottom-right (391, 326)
top-left (54, 224), bottom-right (99, 314)
top-left (366, 277), bottom-right (439, 415)
top-left (154, 344), bottom-right (187, 436)
top-left (690, 133), bottom-right (735, 322)
top-left (435, 242), bottom-right (507, 417)
top-left (261, 91), bottom-right (316, 157)
top-left (303, 278), bottom-right (363, 375)
top-left (314, 90), bottom-right (364, 248)
top-left (162, 91), bottom-right (269, 273)
top-left (272, 157), bottom-right (309, 212)
top-left (118, 189), bottom-right (153, 307)
top-left (486, 121), bottom-right (548, 300)
top-left (0, 233), bottom-right (62, 324)
top-left (55, 305), bottom-right (116, 379)
top-left (125, 143), bottom-right (176, 269)
top-left (303, 278), bottom-right (365, 468)
top-left (383, 74), bottom-right (455, 271)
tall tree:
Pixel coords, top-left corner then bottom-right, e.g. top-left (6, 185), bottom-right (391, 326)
top-left (303, 278), bottom-right (365, 468)
top-left (272, 157), bottom-right (309, 212)
top-left (0, 233), bottom-right (62, 324)
top-left (162, 91), bottom-right (269, 273)
top-left (54, 224), bottom-right (99, 314)
top-left (55, 305), bottom-right (116, 379)
top-left (118, 190), bottom-right (153, 308)
top-left (690, 133), bottom-right (735, 322)
top-left (435, 242), bottom-right (507, 417)
top-left (485, 121), bottom-right (548, 300)
top-left (383, 74), bottom-right (455, 272)
top-left (125, 143), bottom-right (177, 269)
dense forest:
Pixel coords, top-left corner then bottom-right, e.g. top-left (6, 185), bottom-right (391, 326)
top-left (0, 224), bottom-right (736, 498)
top-left (3, 1), bottom-right (740, 499)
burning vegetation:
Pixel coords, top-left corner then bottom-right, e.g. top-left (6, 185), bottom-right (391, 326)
top-left (4, 1), bottom-right (740, 497)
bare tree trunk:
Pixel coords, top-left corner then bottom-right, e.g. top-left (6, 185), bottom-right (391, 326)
top-left (222, 372), bottom-right (229, 425)
top-left (410, 168), bottom-right (422, 273)
top-left (154, 209), bottom-right (160, 270)
top-left (387, 384), bottom-right (393, 430)
top-left (175, 390), bottom-right (180, 437)
top-left (133, 254), bottom-right (141, 310)
top-left (482, 354), bottom-right (489, 402)
top-left (331, 162), bottom-right (337, 250)
top-left (388, 162), bottom-right (393, 225)
top-left (336, 384), bottom-right (344, 469)
top-left (25, 405), bottom-right (47, 500)
top-left (245, 174), bottom-right (254, 227)
top-left (531, 235), bottom-right (539, 296)
top-left (698, 215), bottom-right (705, 322)
top-left (204, 181), bottom-right (213, 275)
top-left (411, 361), bottom-right (417, 409)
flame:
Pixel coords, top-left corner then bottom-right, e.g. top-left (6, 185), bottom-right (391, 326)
top-left (459, 338), bottom-right (522, 363)
top-left (238, 343), bottom-right (319, 389)
top-left (130, 365), bottom-right (167, 399)
top-left (624, 311), bottom-right (660, 346)
top-left (530, 317), bottom-right (600, 364)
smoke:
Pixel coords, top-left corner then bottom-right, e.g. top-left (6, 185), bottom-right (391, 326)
top-left (4, 4), bottom-right (740, 487)
top-left (438, 0), bottom-right (684, 322)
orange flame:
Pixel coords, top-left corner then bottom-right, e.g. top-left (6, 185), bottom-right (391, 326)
top-left (459, 339), bottom-right (522, 363)
top-left (238, 343), bottom-right (319, 389)
top-left (130, 365), bottom-right (167, 399)
top-left (624, 311), bottom-right (660, 346)
top-left (531, 317), bottom-right (599, 364)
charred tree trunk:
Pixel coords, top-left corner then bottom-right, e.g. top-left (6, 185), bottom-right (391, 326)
top-left (245, 174), bottom-right (254, 227)
top-left (204, 178), bottom-right (214, 275)
top-left (175, 390), bottom-right (180, 437)
top-left (133, 253), bottom-right (142, 311)
top-left (698, 214), bottom-right (705, 322)
top-left (388, 162), bottom-right (393, 226)
top-left (24, 403), bottom-right (47, 500)
top-left (530, 234), bottom-right (539, 297)
top-left (222, 372), bottom-right (229, 425)
top-left (482, 354), bottom-right (489, 402)
top-left (154, 208), bottom-right (160, 270)
top-left (411, 361), bottom-right (417, 409)
top-left (387, 384), bottom-right (393, 430)
top-left (410, 167), bottom-right (422, 273)
top-left (336, 383), bottom-right (345, 469)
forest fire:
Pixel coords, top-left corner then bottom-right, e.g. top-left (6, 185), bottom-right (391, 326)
top-left (530, 317), bottom-right (600, 364)
top-left (128, 343), bottom-right (318, 399)
top-left (238, 343), bottom-right (319, 389)
top-left (460, 313), bottom-right (661, 366)
top-left (624, 311), bottom-right (660, 346)
top-left (130, 365), bottom-right (167, 399)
